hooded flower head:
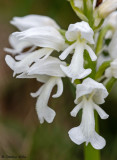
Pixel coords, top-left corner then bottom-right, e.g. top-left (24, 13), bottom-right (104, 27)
top-left (59, 21), bottom-right (97, 82)
top-left (69, 78), bottom-right (109, 149)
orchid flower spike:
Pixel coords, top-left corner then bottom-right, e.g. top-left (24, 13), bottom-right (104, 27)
top-left (10, 14), bottom-right (60, 31)
top-left (5, 26), bottom-right (65, 76)
top-left (26, 56), bottom-right (65, 124)
top-left (59, 21), bottom-right (97, 82)
top-left (68, 78), bottom-right (109, 150)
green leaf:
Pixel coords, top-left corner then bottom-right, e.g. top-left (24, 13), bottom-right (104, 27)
top-left (69, 0), bottom-right (88, 21)
top-left (95, 25), bottom-right (113, 55)
top-left (95, 61), bottom-right (111, 80)
top-left (106, 77), bottom-right (117, 92)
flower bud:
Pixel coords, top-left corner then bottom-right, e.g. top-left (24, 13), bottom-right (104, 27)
top-left (98, 0), bottom-right (117, 18)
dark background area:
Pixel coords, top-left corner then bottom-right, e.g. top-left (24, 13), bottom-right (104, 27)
top-left (0, 0), bottom-right (117, 160)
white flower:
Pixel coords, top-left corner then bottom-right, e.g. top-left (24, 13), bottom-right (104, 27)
top-left (26, 56), bottom-right (65, 124)
top-left (98, 0), bottom-right (117, 18)
top-left (31, 77), bottom-right (63, 124)
top-left (5, 26), bottom-right (65, 76)
top-left (7, 56), bottom-right (66, 124)
top-left (105, 58), bottom-right (117, 78)
top-left (59, 21), bottom-right (97, 82)
top-left (68, 78), bottom-right (109, 149)
top-left (10, 14), bottom-right (60, 31)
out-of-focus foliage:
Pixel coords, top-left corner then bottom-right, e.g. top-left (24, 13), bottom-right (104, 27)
top-left (0, 0), bottom-right (117, 160)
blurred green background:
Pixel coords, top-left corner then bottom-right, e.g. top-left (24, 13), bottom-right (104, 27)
top-left (0, 0), bottom-right (117, 160)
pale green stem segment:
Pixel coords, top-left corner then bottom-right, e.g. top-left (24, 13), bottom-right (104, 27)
top-left (95, 61), bottom-right (111, 80)
top-left (95, 25), bottom-right (114, 55)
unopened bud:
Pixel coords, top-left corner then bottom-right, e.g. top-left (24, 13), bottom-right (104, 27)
top-left (98, 0), bottom-right (117, 18)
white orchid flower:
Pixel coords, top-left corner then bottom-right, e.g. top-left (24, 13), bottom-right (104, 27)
top-left (5, 26), bottom-right (65, 76)
top-left (68, 78), bottom-right (109, 150)
top-left (105, 58), bottom-right (117, 78)
top-left (20, 56), bottom-right (65, 124)
top-left (10, 14), bottom-right (60, 31)
top-left (59, 21), bottom-right (97, 82)
top-left (31, 76), bottom-right (64, 124)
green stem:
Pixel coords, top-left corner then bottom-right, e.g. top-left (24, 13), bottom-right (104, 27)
top-left (95, 25), bottom-right (113, 55)
top-left (84, 112), bottom-right (100, 160)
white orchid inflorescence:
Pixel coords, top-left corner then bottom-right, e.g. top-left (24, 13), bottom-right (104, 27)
top-left (5, 0), bottom-right (117, 150)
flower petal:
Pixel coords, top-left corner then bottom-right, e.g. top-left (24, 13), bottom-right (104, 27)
top-left (90, 132), bottom-right (106, 149)
top-left (5, 55), bottom-right (15, 71)
top-left (68, 126), bottom-right (85, 145)
top-left (6, 48), bottom-right (53, 76)
top-left (94, 103), bottom-right (109, 119)
top-left (30, 85), bottom-right (44, 98)
top-left (13, 26), bottom-right (65, 51)
top-left (85, 44), bottom-right (97, 61)
top-left (70, 102), bottom-right (83, 117)
top-left (11, 14), bottom-right (60, 31)
top-left (37, 106), bottom-right (56, 124)
top-left (59, 42), bottom-right (77, 60)
top-left (28, 56), bottom-right (66, 77)
top-left (52, 78), bottom-right (63, 98)
top-left (4, 33), bottom-right (32, 55)
top-left (60, 43), bottom-right (91, 82)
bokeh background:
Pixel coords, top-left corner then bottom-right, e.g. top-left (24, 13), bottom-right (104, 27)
top-left (0, 0), bottom-right (117, 160)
